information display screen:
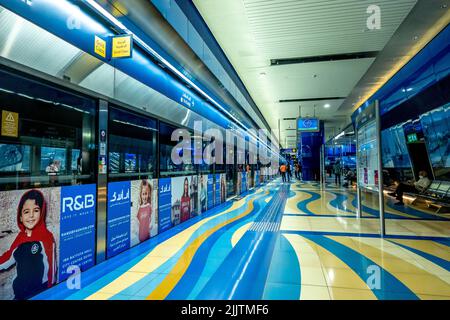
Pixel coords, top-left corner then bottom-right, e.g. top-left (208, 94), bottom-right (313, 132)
top-left (297, 118), bottom-right (320, 132)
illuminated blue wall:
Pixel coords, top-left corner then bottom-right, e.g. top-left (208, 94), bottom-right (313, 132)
top-left (299, 121), bottom-right (325, 181)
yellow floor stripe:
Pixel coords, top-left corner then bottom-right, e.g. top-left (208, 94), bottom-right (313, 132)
top-left (231, 222), bottom-right (253, 247)
top-left (358, 238), bottom-right (450, 285)
top-left (330, 236), bottom-right (450, 297)
top-left (282, 234), bottom-right (329, 299)
top-left (304, 236), bottom-right (376, 298)
top-left (307, 191), bottom-right (352, 216)
top-left (307, 191), bottom-right (336, 215)
top-left (284, 190), bottom-right (311, 214)
top-left (363, 192), bottom-right (418, 219)
top-left (334, 190), bottom-right (358, 213)
top-left (388, 239), bottom-right (450, 264)
top-left (146, 197), bottom-right (259, 300)
top-left (85, 195), bottom-right (251, 300)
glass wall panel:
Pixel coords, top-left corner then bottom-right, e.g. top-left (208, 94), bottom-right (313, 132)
top-left (159, 122), bottom-right (195, 177)
top-left (0, 67), bottom-right (96, 191)
top-left (108, 107), bottom-right (157, 181)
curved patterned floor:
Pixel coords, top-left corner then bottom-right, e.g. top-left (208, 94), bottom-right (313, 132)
top-left (34, 180), bottom-right (450, 300)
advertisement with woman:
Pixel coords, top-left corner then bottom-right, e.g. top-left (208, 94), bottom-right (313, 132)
top-left (0, 184), bottom-right (96, 300)
top-left (189, 175), bottom-right (199, 217)
top-left (220, 173), bottom-right (227, 203)
top-left (199, 174), bottom-right (207, 213)
top-left (130, 179), bottom-right (158, 248)
top-left (171, 176), bottom-right (191, 225)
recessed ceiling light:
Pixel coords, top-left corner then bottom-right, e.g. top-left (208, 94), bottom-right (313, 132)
top-left (442, 4), bottom-right (448, 9)
top-left (413, 35), bottom-right (419, 41)
top-left (324, 104), bottom-right (331, 108)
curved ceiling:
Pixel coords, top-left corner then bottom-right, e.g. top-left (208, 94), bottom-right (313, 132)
top-left (193, 0), bottom-right (423, 147)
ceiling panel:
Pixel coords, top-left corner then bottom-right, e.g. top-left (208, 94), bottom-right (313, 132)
top-left (194, 0), bottom-right (418, 147)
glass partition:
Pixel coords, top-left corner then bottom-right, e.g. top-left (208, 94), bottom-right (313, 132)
top-left (0, 67), bottom-right (97, 191)
top-left (108, 107), bottom-right (157, 181)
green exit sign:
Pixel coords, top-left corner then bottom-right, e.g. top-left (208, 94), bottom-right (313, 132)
top-left (407, 133), bottom-right (418, 143)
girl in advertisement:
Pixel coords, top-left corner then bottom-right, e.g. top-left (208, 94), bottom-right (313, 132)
top-left (137, 180), bottom-right (152, 243)
top-left (180, 177), bottom-right (191, 223)
top-left (0, 189), bottom-right (56, 300)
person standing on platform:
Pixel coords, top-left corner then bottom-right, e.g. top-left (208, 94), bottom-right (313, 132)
top-left (286, 163), bottom-right (292, 182)
top-left (333, 160), bottom-right (342, 185)
top-left (279, 163), bottom-right (287, 182)
top-left (294, 163), bottom-right (300, 180)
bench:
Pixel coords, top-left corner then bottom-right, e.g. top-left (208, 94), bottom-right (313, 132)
top-left (409, 181), bottom-right (450, 214)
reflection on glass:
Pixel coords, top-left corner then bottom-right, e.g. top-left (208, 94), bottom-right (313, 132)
top-left (0, 144), bottom-right (31, 172)
top-left (40, 146), bottom-right (66, 171)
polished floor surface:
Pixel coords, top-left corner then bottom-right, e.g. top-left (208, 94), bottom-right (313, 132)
top-left (34, 179), bottom-right (450, 300)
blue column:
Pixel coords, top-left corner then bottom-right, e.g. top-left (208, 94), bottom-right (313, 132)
top-left (299, 121), bottom-right (324, 181)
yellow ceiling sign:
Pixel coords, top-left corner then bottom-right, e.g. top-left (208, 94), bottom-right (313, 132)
top-left (94, 36), bottom-right (106, 58)
top-left (1, 110), bottom-right (19, 138)
top-left (112, 35), bottom-right (132, 59)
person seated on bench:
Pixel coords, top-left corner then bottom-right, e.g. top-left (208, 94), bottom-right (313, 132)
top-left (343, 168), bottom-right (355, 188)
top-left (388, 170), bottom-right (432, 206)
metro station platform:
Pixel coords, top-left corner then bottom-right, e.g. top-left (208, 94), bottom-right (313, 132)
top-left (34, 179), bottom-right (450, 300)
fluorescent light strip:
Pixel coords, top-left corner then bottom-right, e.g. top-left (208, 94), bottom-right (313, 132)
top-left (83, 0), bottom-right (280, 158)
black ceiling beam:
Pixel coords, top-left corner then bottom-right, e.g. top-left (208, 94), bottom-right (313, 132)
top-left (279, 97), bottom-right (346, 103)
top-left (271, 51), bottom-right (379, 66)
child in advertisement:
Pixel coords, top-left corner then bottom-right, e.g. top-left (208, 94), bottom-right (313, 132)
top-left (0, 189), bottom-right (56, 300)
top-left (137, 180), bottom-right (152, 243)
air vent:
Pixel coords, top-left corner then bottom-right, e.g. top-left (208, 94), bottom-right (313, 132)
top-left (271, 51), bottom-right (379, 66)
top-left (279, 97), bottom-right (346, 103)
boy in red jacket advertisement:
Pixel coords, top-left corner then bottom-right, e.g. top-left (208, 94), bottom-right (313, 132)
top-left (0, 189), bottom-right (56, 300)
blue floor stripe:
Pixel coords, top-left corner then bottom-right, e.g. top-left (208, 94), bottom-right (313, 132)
top-left (302, 234), bottom-right (419, 300)
top-left (329, 191), bottom-right (355, 213)
top-left (262, 234), bottom-right (301, 300)
top-left (166, 194), bottom-right (270, 299)
top-left (283, 230), bottom-right (450, 242)
top-left (296, 191), bottom-right (320, 215)
top-left (388, 240), bottom-right (450, 272)
top-left (197, 185), bottom-right (289, 299)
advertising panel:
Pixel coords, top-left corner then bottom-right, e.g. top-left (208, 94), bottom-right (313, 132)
top-left (254, 170), bottom-right (260, 187)
top-left (242, 171), bottom-right (247, 193)
top-left (59, 184), bottom-right (96, 282)
top-left (220, 173), bottom-right (227, 204)
top-left (130, 179), bottom-right (158, 248)
top-left (215, 174), bottom-right (221, 206)
top-left (357, 121), bottom-right (379, 191)
top-left (0, 184), bottom-right (97, 300)
top-left (158, 178), bottom-right (172, 233)
top-left (207, 174), bottom-right (214, 209)
top-left (236, 172), bottom-right (242, 195)
top-left (171, 176), bottom-right (198, 226)
top-left (199, 174), bottom-right (208, 213)
top-left (190, 175), bottom-right (200, 217)
top-left (106, 181), bottom-right (131, 258)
